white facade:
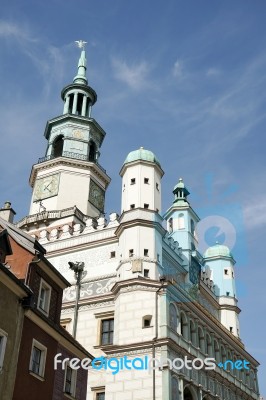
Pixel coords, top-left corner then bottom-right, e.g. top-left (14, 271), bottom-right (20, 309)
top-left (17, 49), bottom-right (260, 400)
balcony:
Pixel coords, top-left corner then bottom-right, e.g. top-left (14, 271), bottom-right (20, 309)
top-left (37, 151), bottom-right (106, 173)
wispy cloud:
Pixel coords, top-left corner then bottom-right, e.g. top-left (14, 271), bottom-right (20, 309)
top-left (111, 58), bottom-right (150, 90)
top-left (244, 199), bottom-right (266, 230)
top-left (206, 67), bottom-right (221, 77)
top-left (0, 20), bottom-right (67, 97)
top-left (172, 60), bottom-right (184, 78)
top-left (0, 20), bottom-right (36, 42)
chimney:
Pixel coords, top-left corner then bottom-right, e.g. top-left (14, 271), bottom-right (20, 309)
top-left (0, 202), bottom-right (16, 223)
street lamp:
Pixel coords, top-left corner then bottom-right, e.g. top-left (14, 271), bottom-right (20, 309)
top-left (68, 261), bottom-right (85, 339)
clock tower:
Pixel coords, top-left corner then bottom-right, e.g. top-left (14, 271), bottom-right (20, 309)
top-left (18, 43), bottom-right (110, 233)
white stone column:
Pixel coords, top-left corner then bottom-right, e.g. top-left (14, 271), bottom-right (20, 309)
top-left (72, 92), bottom-right (78, 114)
top-left (87, 101), bottom-right (92, 117)
top-left (179, 377), bottom-right (184, 400)
top-left (81, 95), bottom-right (87, 116)
top-left (63, 95), bottom-right (70, 114)
top-left (198, 386), bottom-right (203, 400)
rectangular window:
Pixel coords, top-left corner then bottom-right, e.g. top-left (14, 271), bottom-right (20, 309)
top-left (110, 251), bottom-right (116, 258)
top-left (96, 393), bottom-right (105, 400)
top-left (144, 178), bottom-right (149, 184)
top-left (37, 279), bottom-right (51, 315)
top-left (144, 249), bottom-right (149, 256)
top-left (29, 339), bottom-right (47, 377)
top-left (0, 329), bottom-right (8, 370)
top-left (224, 269), bottom-right (228, 275)
top-left (101, 319), bottom-right (114, 345)
top-left (130, 204), bottom-right (135, 209)
top-left (129, 249), bottom-right (134, 257)
top-left (64, 364), bottom-right (77, 396)
top-left (143, 316), bottom-right (152, 328)
top-left (130, 178), bottom-right (136, 185)
top-left (144, 269), bottom-right (149, 277)
top-left (144, 203), bottom-right (149, 209)
top-left (156, 183), bottom-right (159, 191)
top-left (31, 346), bottom-right (42, 375)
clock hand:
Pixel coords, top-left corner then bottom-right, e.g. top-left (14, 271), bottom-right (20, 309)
top-left (44, 183), bottom-right (52, 192)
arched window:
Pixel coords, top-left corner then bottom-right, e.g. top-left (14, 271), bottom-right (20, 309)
top-left (249, 370), bottom-right (256, 391)
top-left (180, 312), bottom-right (188, 339)
top-left (168, 218), bottom-right (173, 233)
top-left (213, 339), bottom-right (220, 363)
top-left (206, 333), bottom-right (212, 356)
top-left (190, 219), bottom-right (195, 235)
top-left (189, 320), bottom-right (196, 346)
top-left (245, 370), bottom-right (250, 387)
top-left (198, 326), bottom-right (205, 353)
top-left (178, 213), bottom-right (185, 230)
top-left (169, 304), bottom-right (178, 331)
top-left (232, 354), bottom-right (238, 378)
top-left (89, 141), bottom-right (96, 161)
top-left (221, 345), bottom-right (226, 364)
top-left (76, 93), bottom-right (83, 115)
top-left (171, 377), bottom-right (179, 400)
top-left (183, 386), bottom-right (195, 400)
top-left (53, 135), bottom-right (64, 158)
top-left (68, 93), bottom-right (74, 113)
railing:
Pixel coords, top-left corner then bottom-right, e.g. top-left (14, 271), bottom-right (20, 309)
top-left (16, 206), bottom-right (87, 228)
top-left (37, 152), bottom-right (106, 173)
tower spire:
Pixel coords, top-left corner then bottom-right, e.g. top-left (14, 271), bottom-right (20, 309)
top-left (73, 40), bottom-right (88, 85)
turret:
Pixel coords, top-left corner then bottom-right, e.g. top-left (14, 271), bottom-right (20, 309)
top-left (116, 147), bottom-right (165, 280)
top-left (204, 243), bottom-right (241, 337)
top-left (164, 178), bottom-right (200, 269)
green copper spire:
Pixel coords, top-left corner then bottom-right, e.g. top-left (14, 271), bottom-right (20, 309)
top-left (73, 40), bottom-right (88, 85)
top-left (173, 178), bottom-right (190, 205)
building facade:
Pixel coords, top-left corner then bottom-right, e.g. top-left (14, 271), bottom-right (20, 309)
top-left (16, 47), bottom-right (260, 400)
top-left (0, 215), bottom-right (93, 400)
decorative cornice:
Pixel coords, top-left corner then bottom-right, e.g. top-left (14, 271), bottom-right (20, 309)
top-left (29, 157), bottom-right (111, 188)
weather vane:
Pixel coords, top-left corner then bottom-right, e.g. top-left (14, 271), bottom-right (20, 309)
top-left (75, 40), bottom-right (87, 49)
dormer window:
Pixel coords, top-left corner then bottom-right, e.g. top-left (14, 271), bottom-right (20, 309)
top-left (130, 204), bottom-right (135, 209)
top-left (38, 279), bottom-right (51, 315)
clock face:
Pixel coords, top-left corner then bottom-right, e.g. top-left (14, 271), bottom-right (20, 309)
top-left (89, 180), bottom-right (105, 212)
top-left (33, 174), bottom-right (60, 201)
top-left (72, 130), bottom-right (84, 139)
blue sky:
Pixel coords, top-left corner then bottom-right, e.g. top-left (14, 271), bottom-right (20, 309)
top-left (0, 0), bottom-right (265, 395)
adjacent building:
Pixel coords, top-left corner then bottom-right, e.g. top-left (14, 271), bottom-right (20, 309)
top-left (15, 46), bottom-right (260, 400)
top-left (0, 213), bottom-right (93, 400)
